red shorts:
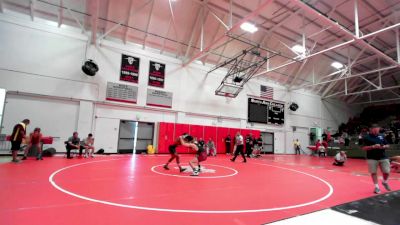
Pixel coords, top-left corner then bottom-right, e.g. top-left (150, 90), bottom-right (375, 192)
top-left (197, 151), bottom-right (207, 162)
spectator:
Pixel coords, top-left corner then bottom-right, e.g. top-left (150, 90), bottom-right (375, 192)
top-left (253, 135), bottom-right (263, 157)
top-left (206, 138), bottom-right (216, 156)
top-left (333, 151), bottom-right (347, 166)
top-left (84, 133), bottom-right (95, 158)
top-left (316, 139), bottom-right (326, 157)
top-left (245, 134), bottom-right (252, 157)
top-left (23, 127), bottom-right (43, 160)
top-left (66, 132), bottom-right (81, 159)
top-left (362, 124), bottom-right (391, 194)
top-left (224, 134), bottom-right (231, 155)
top-left (293, 139), bottom-right (301, 155)
top-left (342, 131), bottom-right (350, 146)
top-left (10, 119), bottom-right (30, 163)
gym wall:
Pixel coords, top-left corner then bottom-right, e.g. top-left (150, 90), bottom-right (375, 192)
top-left (0, 12), bottom-right (362, 153)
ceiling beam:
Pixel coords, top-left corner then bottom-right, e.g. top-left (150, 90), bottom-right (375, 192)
top-left (254, 3), bottom-right (400, 80)
top-left (89, 0), bottom-right (99, 45)
top-left (183, 0), bottom-right (275, 66)
top-left (57, 0), bottom-right (63, 27)
top-left (160, 18), bottom-right (172, 54)
top-left (143, 0), bottom-right (155, 49)
top-left (183, 7), bottom-right (202, 59)
top-left (201, 14), bottom-right (226, 63)
top-left (0, 0), bottom-right (3, 13)
top-left (353, 97), bottom-right (400, 105)
top-left (292, 0), bottom-right (400, 68)
top-left (123, 0), bottom-right (134, 44)
top-left (30, 0), bottom-right (36, 21)
top-left (123, 0), bottom-right (153, 44)
top-left (298, 65), bottom-right (397, 90)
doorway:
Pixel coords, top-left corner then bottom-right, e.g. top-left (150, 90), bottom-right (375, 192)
top-left (261, 132), bottom-right (274, 154)
top-left (118, 120), bottom-right (154, 154)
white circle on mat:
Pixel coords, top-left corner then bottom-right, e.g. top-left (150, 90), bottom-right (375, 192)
top-left (49, 159), bottom-right (334, 214)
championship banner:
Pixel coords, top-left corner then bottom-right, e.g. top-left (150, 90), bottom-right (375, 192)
top-left (106, 82), bottom-right (138, 104)
top-left (146, 89), bottom-right (173, 108)
top-left (148, 61), bottom-right (165, 88)
top-left (120, 54), bottom-right (140, 83)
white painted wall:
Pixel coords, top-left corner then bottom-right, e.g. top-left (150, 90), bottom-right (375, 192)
top-left (2, 94), bottom-right (80, 151)
top-left (0, 11), bottom-right (361, 153)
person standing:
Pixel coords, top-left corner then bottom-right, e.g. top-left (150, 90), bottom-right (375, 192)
top-left (231, 132), bottom-right (246, 163)
top-left (163, 134), bottom-right (190, 172)
top-left (206, 138), bottom-right (216, 156)
top-left (10, 119), bottom-right (30, 163)
top-left (362, 124), bottom-right (391, 194)
top-left (185, 138), bottom-right (207, 176)
top-left (245, 134), bottom-right (252, 157)
top-left (293, 139), bottom-right (301, 155)
top-left (224, 134), bottom-right (231, 155)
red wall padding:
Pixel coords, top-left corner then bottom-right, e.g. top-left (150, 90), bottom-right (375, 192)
top-left (217, 127), bottom-right (230, 154)
top-left (157, 122), bottom-right (261, 154)
top-left (189, 125), bottom-right (204, 140)
top-left (157, 122), bottom-right (175, 153)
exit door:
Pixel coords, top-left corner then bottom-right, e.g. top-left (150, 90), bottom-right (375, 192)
top-left (261, 132), bottom-right (274, 154)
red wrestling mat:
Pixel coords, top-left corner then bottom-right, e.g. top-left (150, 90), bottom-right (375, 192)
top-left (1, 155), bottom-right (399, 225)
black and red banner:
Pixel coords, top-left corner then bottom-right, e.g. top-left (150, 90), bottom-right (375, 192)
top-left (120, 54), bottom-right (140, 83)
top-left (148, 61), bottom-right (165, 88)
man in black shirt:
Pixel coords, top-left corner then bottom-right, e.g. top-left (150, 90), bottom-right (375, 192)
top-left (362, 124), bottom-right (391, 194)
top-left (245, 134), bottom-right (252, 157)
top-left (66, 132), bottom-right (81, 159)
top-left (224, 135), bottom-right (231, 155)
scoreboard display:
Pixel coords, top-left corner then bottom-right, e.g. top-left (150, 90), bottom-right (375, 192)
top-left (248, 97), bottom-right (285, 125)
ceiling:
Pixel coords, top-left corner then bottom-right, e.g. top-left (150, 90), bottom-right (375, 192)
top-left (1, 0), bottom-right (400, 105)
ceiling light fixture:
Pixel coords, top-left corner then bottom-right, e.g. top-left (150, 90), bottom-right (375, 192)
top-left (240, 22), bottom-right (258, 33)
top-left (291, 44), bottom-right (305, 54)
top-left (331, 61), bottom-right (344, 69)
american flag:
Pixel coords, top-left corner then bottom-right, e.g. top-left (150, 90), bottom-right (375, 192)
top-left (260, 85), bottom-right (273, 99)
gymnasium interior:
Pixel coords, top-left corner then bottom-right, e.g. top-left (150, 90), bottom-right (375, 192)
top-left (1, 0), bottom-right (400, 224)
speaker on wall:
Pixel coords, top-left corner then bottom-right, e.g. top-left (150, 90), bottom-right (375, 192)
top-left (289, 102), bottom-right (299, 111)
top-left (82, 59), bottom-right (99, 76)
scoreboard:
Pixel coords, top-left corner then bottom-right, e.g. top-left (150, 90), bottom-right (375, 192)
top-left (248, 97), bottom-right (285, 125)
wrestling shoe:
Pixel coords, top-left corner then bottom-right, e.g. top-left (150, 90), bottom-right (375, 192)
top-left (163, 165), bottom-right (169, 170)
top-left (179, 168), bottom-right (187, 173)
top-left (382, 182), bottom-right (392, 191)
top-left (374, 187), bottom-right (381, 194)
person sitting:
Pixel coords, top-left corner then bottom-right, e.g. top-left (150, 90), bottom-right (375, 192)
top-left (84, 133), bottom-right (95, 158)
top-left (22, 127), bottom-right (43, 160)
top-left (333, 151), bottom-right (347, 166)
top-left (252, 136), bottom-right (263, 157)
top-left (316, 139), bottom-right (326, 157)
top-left (66, 132), bottom-right (81, 159)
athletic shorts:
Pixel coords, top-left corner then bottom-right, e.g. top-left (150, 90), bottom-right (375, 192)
top-left (11, 141), bottom-right (22, 151)
top-left (168, 145), bottom-right (177, 154)
top-left (367, 159), bottom-right (390, 174)
top-left (197, 151), bottom-right (207, 162)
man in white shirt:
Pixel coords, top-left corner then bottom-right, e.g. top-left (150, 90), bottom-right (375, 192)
top-left (230, 132), bottom-right (246, 163)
